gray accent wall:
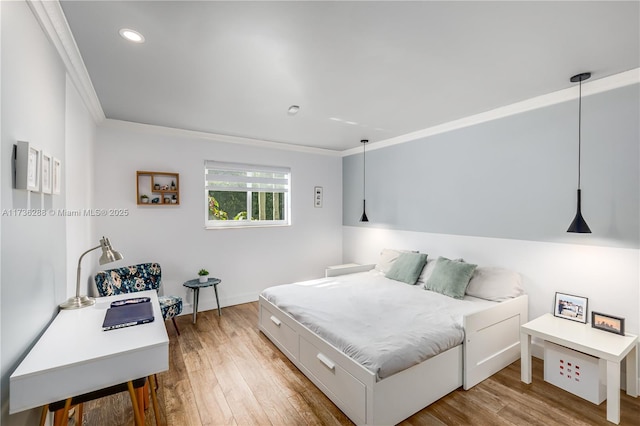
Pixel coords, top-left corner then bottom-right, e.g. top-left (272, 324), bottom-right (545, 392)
top-left (344, 84), bottom-right (639, 249)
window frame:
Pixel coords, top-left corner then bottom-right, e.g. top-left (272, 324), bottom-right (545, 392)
top-left (204, 161), bottom-right (291, 229)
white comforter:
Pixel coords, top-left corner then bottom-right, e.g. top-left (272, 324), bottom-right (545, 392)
top-left (262, 270), bottom-right (496, 380)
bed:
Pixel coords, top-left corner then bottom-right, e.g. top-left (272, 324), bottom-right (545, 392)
top-left (258, 251), bottom-right (528, 425)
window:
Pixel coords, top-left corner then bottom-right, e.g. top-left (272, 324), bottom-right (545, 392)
top-left (205, 161), bottom-right (291, 228)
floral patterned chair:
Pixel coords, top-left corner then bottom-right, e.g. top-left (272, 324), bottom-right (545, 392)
top-left (95, 262), bottom-right (182, 335)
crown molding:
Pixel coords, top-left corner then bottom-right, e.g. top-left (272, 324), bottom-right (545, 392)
top-left (27, 0), bottom-right (105, 124)
top-left (101, 119), bottom-right (342, 157)
top-left (342, 68), bottom-right (640, 157)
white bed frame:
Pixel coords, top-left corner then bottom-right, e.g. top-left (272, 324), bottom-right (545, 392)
top-left (258, 265), bottom-right (528, 425)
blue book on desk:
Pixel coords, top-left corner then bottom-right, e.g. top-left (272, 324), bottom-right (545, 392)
top-left (102, 300), bottom-right (154, 331)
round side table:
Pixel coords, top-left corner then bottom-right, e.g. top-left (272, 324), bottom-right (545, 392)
top-left (182, 277), bottom-right (221, 324)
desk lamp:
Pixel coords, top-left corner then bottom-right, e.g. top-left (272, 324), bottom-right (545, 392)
top-left (59, 236), bottom-right (123, 309)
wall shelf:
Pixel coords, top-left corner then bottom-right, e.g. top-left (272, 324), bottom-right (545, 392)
top-left (136, 171), bottom-right (179, 205)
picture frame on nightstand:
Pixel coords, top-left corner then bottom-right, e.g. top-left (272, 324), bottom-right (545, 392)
top-left (591, 311), bottom-right (625, 335)
top-left (554, 292), bottom-right (588, 323)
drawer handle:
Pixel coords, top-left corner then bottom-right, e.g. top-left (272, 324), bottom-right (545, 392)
top-left (316, 353), bottom-right (335, 371)
top-left (270, 315), bottom-right (281, 327)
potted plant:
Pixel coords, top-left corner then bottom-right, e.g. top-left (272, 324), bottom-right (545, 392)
top-left (170, 180), bottom-right (176, 190)
top-left (140, 194), bottom-right (149, 203)
top-left (198, 269), bottom-right (209, 283)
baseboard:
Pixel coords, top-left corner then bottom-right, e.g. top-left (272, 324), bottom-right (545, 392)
top-left (531, 340), bottom-right (545, 359)
top-left (181, 292), bottom-right (258, 315)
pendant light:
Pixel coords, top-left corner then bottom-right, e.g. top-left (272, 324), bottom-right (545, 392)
top-left (360, 139), bottom-right (369, 222)
top-left (567, 72), bottom-right (592, 233)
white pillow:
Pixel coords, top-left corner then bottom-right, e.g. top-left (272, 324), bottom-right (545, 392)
top-left (418, 257), bottom-right (464, 284)
top-left (417, 257), bottom-right (437, 283)
top-left (374, 248), bottom-right (417, 274)
top-left (465, 267), bottom-right (525, 302)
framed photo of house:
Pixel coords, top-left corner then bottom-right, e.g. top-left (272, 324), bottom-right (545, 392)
top-left (52, 158), bottom-right (62, 194)
top-left (554, 292), bottom-right (588, 323)
top-left (41, 152), bottom-right (52, 194)
top-left (591, 311), bottom-right (625, 335)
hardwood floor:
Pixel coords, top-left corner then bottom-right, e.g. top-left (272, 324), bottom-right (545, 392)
top-left (82, 302), bottom-right (639, 425)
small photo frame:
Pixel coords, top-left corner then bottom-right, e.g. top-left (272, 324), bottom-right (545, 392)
top-left (16, 141), bottom-right (41, 191)
top-left (591, 311), bottom-right (625, 335)
top-left (52, 158), bottom-right (62, 194)
top-left (554, 292), bottom-right (588, 323)
top-left (41, 152), bottom-right (52, 194)
top-left (27, 145), bottom-right (40, 192)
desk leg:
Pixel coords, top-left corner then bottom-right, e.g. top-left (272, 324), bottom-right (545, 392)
top-left (149, 375), bottom-right (161, 426)
top-left (606, 360), bottom-right (621, 424)
top-left (626, 344), bottom-right (638, 397)
top-left (520, 332), bottom-right (532, 384)
top-left (39, 405), bottom-right (49, 426)
top-left (127, 380), bottom-right (144, 426)
top-left (214, 284), bottom-right (221, 316)
top-left (192, 288), bottom-right (200, 324)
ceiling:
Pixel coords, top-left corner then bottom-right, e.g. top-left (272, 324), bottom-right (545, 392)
top-left (59, 1), bottom-right (640, 152)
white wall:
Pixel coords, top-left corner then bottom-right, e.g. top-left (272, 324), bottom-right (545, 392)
top-left (92, 121), bottom-right (343, 314)
top-left (2, 1), bottom-right (66, 424)
top-left (344, 227), bottom-right (639, 334)
top-left (1, 2), bottom-right (97, 424)
top-left (65, 74), bottom-right (97, 299)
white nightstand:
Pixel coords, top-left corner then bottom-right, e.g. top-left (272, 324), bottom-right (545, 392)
top-left (520, 313), bottom-right (638, 424)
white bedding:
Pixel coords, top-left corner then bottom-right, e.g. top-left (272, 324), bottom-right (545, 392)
top-left (261, 270), bottom-right (496, 380)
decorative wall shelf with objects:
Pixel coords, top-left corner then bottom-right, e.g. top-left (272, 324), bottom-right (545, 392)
top-left (136, 171), bottom-right (179, 205)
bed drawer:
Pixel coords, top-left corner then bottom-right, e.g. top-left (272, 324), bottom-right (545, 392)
top-left (299, 336), bottom-right (366, 422)
top-left (260, 304), bottom-right (299, 359)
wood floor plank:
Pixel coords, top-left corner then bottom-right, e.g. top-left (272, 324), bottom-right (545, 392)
top-left (204, 338), bottom-right (273, 425)
top-left (161, 378), bottom-right (200, 426)
top-left (220, 324), bottom-right (305, 424)
top-left (81, 302), bottom-right (640, 425)
top-left (186, 367), bottom-right (236, 426)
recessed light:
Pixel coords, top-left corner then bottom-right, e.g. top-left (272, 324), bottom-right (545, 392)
top-left (119, 28), bottom-right (145, 43)
top-left (287, 105), bottom-right (300, 115)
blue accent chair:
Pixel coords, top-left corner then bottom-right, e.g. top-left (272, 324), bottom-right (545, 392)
top-left (95, 262), bottom-right (182, 335)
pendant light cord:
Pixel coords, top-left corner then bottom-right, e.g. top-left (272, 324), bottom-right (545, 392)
top-left (363, 142), bottom-right (366, 198)
top-left (577, 78), bottom-right (582, 190)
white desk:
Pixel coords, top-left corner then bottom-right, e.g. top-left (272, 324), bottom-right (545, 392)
top-left (520, 313), bottom-right (638, 424)
top-left (10, 290), bottom-right (169, 414)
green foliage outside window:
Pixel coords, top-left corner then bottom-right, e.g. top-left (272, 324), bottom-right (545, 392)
top-left (208, 191), bottom-right (284, 221)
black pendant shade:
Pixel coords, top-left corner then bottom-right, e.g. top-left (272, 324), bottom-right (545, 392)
top-left (360, 200), bottom-right (369, 222)
top-left (360, 139), bottom-right (369, 222)
top-left (567, 189), bottom-right (591, 233)
top-left (567, 73), bottom-right (592, 234)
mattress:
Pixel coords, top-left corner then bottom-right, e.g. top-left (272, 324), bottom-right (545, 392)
top-left (261, 270), bottom-right (496, 380)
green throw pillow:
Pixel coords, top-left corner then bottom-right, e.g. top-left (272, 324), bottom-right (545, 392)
top-left (425, 257), bottom-right (477, 298)
top-left (385, 252), bottom-right (428, 285)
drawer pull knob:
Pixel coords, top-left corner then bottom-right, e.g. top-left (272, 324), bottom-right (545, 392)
top-left (270, 315), bottom-right (281, 327)
top-left (317, 353), bottom-right (335, 371)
